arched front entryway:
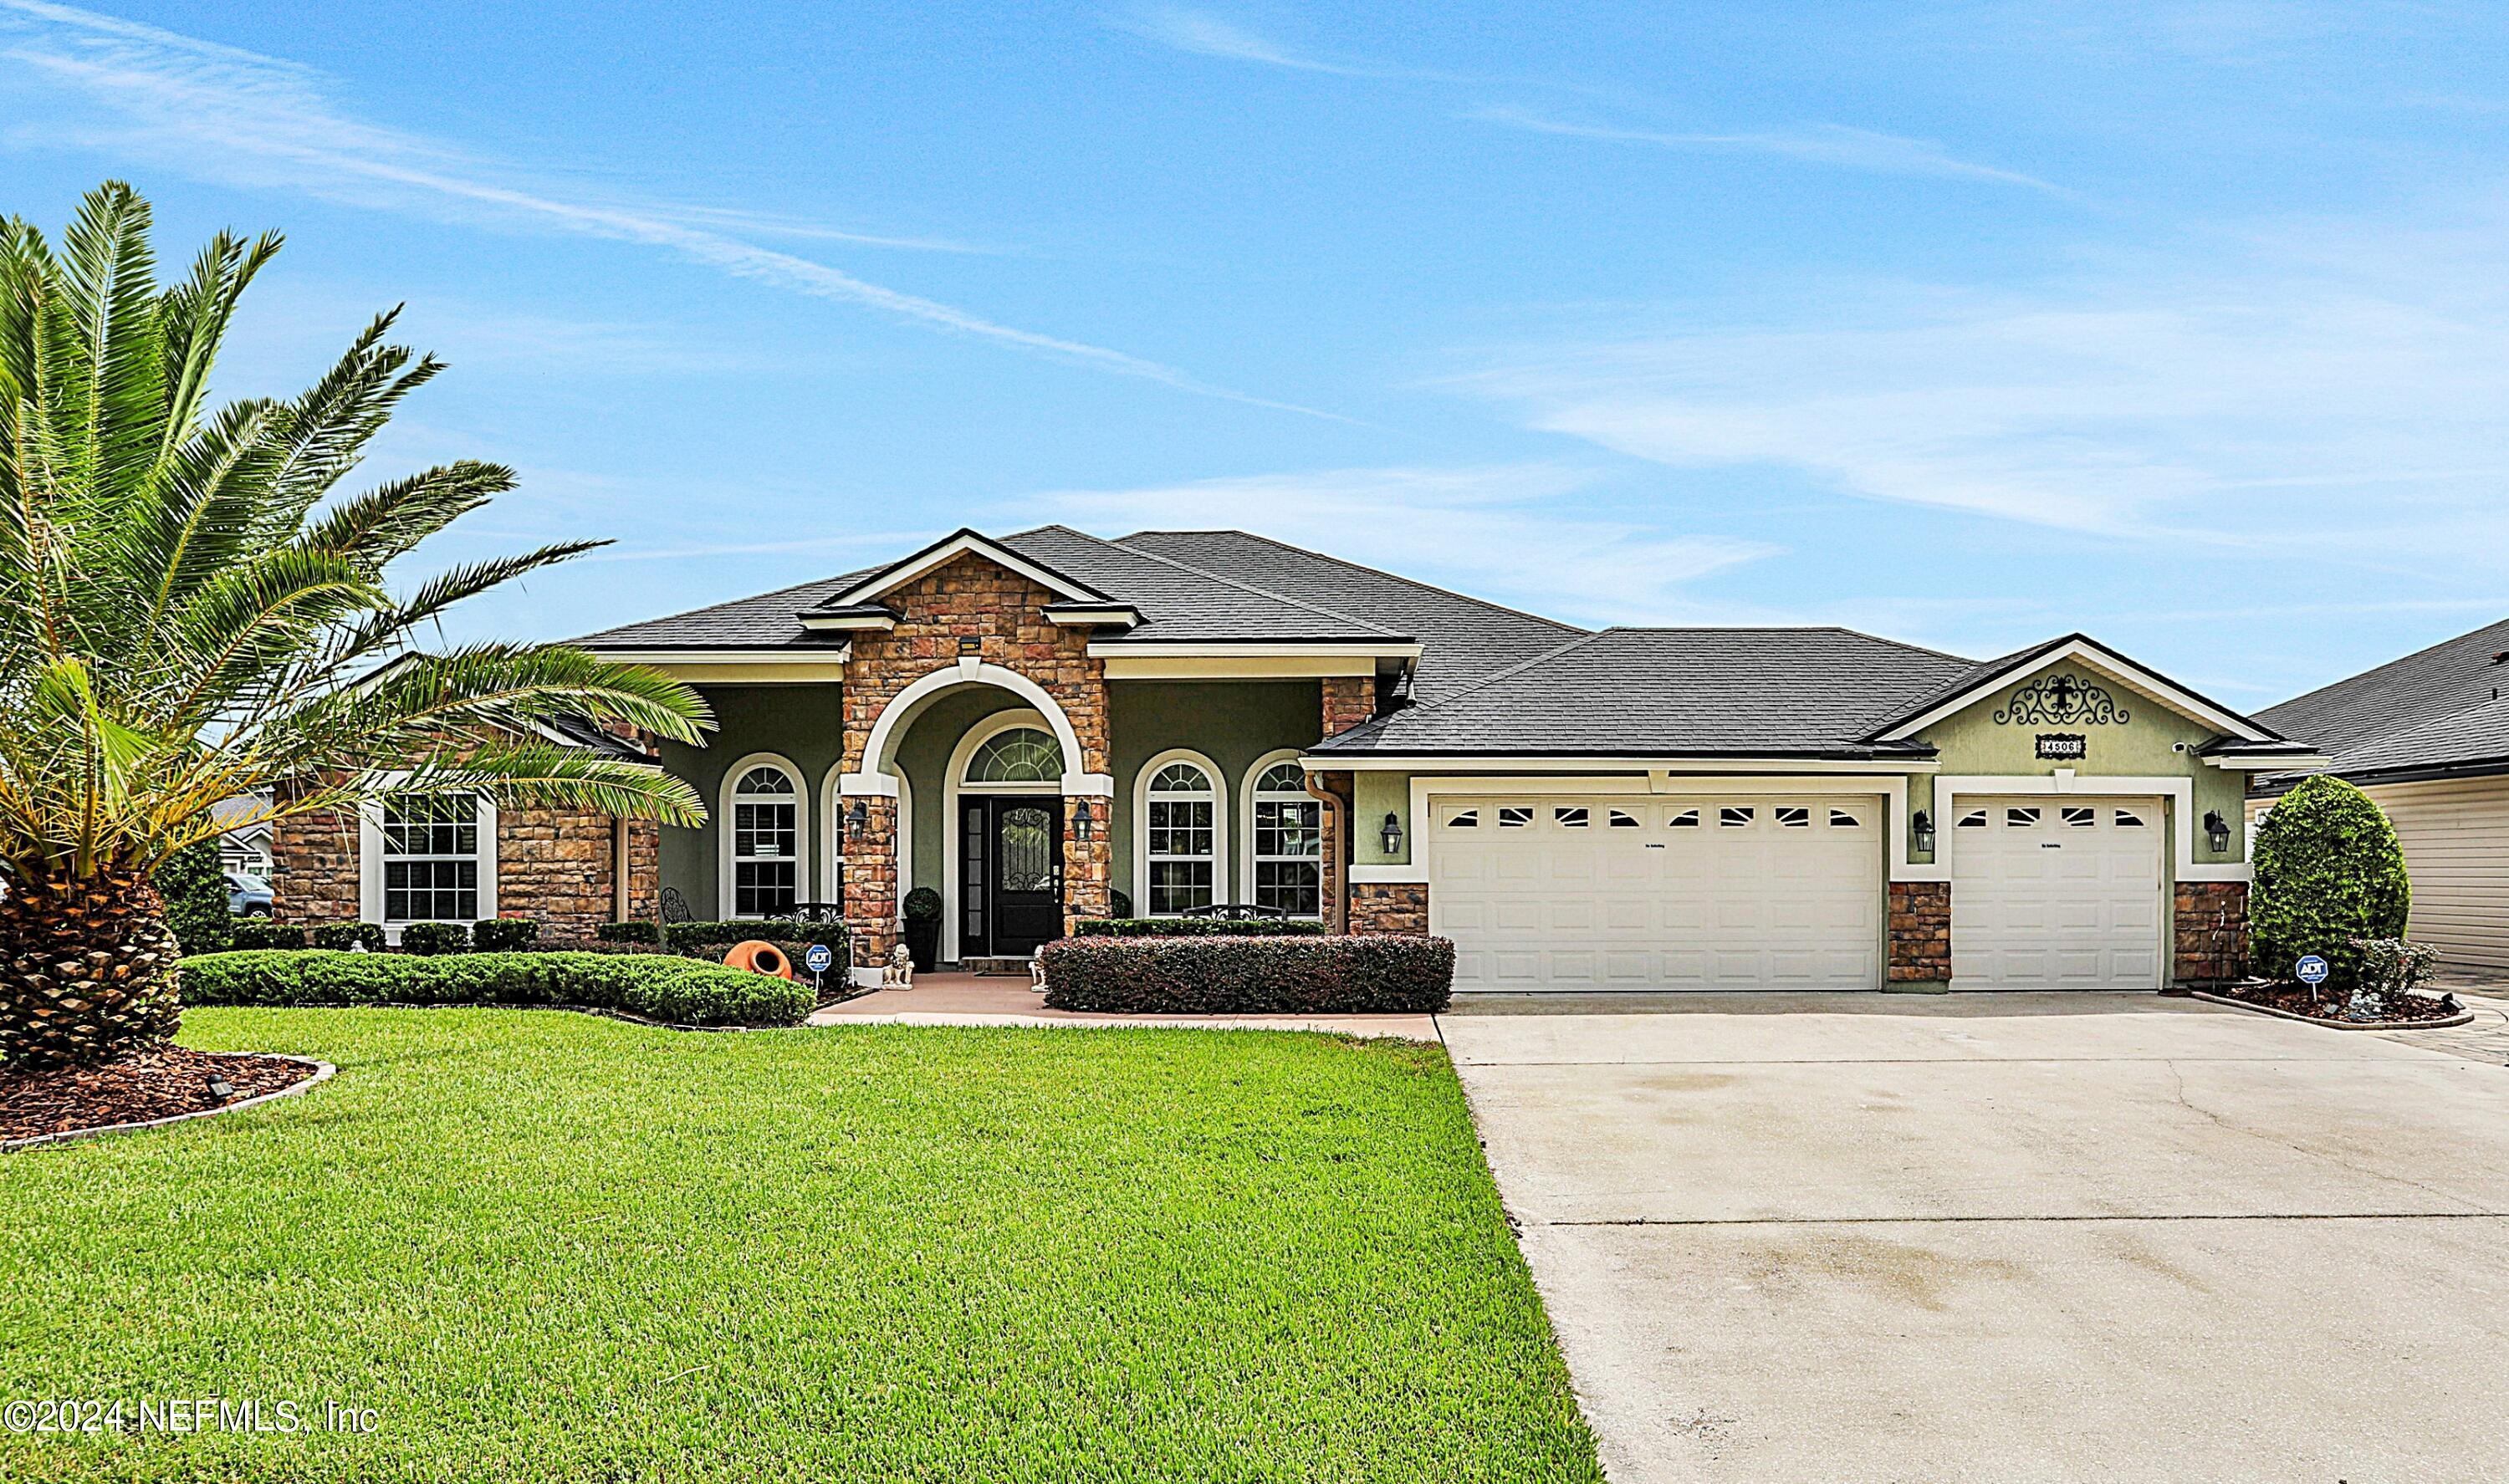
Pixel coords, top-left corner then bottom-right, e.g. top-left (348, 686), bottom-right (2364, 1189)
top-left (836, 661), bottom-right (1113, 982)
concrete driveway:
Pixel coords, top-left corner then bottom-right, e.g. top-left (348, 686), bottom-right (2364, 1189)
top-left (1442, 993), bottom-right (2509, 1483)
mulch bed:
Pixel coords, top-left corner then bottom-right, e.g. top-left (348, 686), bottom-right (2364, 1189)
top-left (2205, 980), bottom-right (2465, 1025)
top-left (1, 1044), bottom-right (318, 1144)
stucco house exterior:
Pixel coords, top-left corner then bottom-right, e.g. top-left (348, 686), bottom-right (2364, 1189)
top-left (2252, 617), bottom-right (2509, 975)
top-left (266, 526), bottom-right (2318, 990)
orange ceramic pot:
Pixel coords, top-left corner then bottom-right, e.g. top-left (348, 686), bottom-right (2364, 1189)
top-left (723, 941), bottom-right (794, 978)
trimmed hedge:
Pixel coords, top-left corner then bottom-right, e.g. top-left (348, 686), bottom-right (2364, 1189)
top-left (1071, 917), bottom-right (1330, 938)
top-left (400, 921), bottom-right (470, 956)
top-left (156, 839), bottom-right (233, 955)
top-left (2252, 775), bottom-right (2411, 990)
top-left (181, 950), bottom-right (816, 1028)
top-left (597, 919), bottom-right (848, 955)
top-left (311, 921), bottom-right (387, 952)
top-left (230, 919), bottom-right (308, 951)
top-left (1040, 935), bottom-right (1454, 1014)
top-left (473, 917), bottom-right (540, 951)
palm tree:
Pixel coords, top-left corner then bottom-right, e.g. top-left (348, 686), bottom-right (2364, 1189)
top-left (0, 181), bottom-right (713, 1068)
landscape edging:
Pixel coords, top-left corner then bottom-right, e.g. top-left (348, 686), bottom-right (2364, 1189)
top-left (3, 1055), bottom-right (335, 1154)
top-left (2190, 990), bottom-right (2474, 1032)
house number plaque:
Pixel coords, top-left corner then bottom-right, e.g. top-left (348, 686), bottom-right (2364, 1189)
top-left (2036, 732), bottom-right (2087, 761)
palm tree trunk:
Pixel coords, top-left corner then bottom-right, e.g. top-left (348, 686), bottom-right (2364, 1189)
top-left (0, 868), bottom-right (183, 1068)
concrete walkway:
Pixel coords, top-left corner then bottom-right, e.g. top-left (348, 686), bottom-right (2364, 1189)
top-left (1443, 992), bottom-right (2509, 1483)
top-left (805, 972), bottom-right (1438, 1039)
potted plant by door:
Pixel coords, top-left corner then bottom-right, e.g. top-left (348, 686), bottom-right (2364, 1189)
top-left (902, 888), bottom-right (943, 974)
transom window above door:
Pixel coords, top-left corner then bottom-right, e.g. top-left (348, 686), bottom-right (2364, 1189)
top-left (1249, 760), bottom-right (1322, 919)
top-left (965, 727), bottom-right (1060, 785)
top-left (1142, 758), bottom-right (1219, 916)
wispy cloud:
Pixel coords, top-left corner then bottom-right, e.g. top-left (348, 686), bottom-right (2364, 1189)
top-left (0, 0), bottom-right (1342, 419)
top-left (1028, 463), bottom-right (1779, 625)
top-left (1112, 6), bottom-right (1455, 80)
top-left (1469, 107), bottom-right (2062, 191)
top-left (1451, 195), bottom-right (2509, 564)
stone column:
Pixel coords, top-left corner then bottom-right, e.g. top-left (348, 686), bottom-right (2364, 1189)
top-left (1887, 881), bottom-right (1951, 990)
top-left (1321, 675), bottom-right (1376, 736)
top-left (842, 796), bottom-right (898, 975)
top-left (1062, 794), bottom-right (1111, 935)
top-left (2173, 880), bottom-right (2248, 987)
top-left (1350, 882), bottom-right (1429, 935)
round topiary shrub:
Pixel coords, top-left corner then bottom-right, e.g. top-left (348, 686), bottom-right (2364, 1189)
top-left (2251, 776), bottom-right (2410, 989)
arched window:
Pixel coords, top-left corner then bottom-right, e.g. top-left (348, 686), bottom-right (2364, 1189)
top-left (1142, 757), bottom-right (1219, 916)
top-left (965, 727), bottom-right (1060, 785)
top-left (728, 761), bottom-right (801, 917)
top-left (1248, 758), bottom-right (1321, 920)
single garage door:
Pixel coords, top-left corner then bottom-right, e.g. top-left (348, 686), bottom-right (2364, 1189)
top-left (1428, 795), bottom-right (1883, 991)
top-left (1948, 797), bottom-right (2164, 989)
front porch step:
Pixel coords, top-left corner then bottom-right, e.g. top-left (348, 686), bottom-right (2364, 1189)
top-left (958, 956), bottom-right (1035, 977)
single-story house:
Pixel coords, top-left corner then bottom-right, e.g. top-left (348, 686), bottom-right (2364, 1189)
top-left (2252, 617), bottom-right (2509, 975)
top-left (268, 526), bottom-right (2319, 990)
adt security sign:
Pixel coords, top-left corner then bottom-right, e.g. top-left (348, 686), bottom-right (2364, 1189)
top-left (805, 943), bottom-right (834, 983)
top-left (2294, 954), bottom-right (2330, 986)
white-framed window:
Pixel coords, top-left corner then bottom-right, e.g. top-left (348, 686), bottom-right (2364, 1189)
top-left (1445, 808), bottom-right (1480, 829)
top-left (1775, 806), bottom-right (1811, 828)
top-left (1246, 756), bottom-right (1322, 919)
top-left (2006, 806), bottom-right (2041, 828)
top-left (1958, 808), bottom-right (1989, 828)
top-left (720, 755), bottom-right (806, 919)
top-left (1607, 809), bottom-right (1640, 828)
top-left (359, 791), bottom-right (498, 936)
top-left (1719, 806), bottom-right (1754, 828)
top-left (1136, 751), bottom-right (1224, 917)
top-left (2117, 808), bottom-right (2149, 828)
top-left (1555, 806), bottom-right (1590, 828)
top-left (1498, 806), bottom-right (1534, 828)
top-left (2061, 806), bottom-right (2098, 828)
top-left (1828, 808), bottom-right (1863, 828)
top-left (1668, 808), bottom-right (1700, 828)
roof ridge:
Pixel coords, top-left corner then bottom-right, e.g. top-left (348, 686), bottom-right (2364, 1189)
top-left (1008, 525), bottom-right (1408, 639)
top-left (1118, 528), bottom-right (1587, 636)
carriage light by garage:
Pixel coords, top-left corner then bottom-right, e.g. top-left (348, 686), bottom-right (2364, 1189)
top-left (1380, 812), bottom-right (1404, 855)
top-left (1912, 808), bottom-right (1934, 854)
top-left (2204, 809), bottom-right (2231, 853)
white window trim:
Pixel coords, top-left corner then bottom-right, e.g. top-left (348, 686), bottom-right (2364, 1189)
top-left (1241, 748), bottom-right (1325, 920)
top-left (1133, 748), bottom-right (1227, 917)
top-left (360, 792), bottom-right (498, 944)
top-left (719, 752), bottom-right (808, 919)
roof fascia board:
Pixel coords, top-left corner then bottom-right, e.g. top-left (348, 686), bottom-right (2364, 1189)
top-left (1102, 653), bottom-right (1377, 681)
top-left (584, 646), bottom-right (851, 665)
top-left (795, 610), bottom-right (897, 633)
top-left (1304, 754), bottom-right (1937, 774)
top-left (1876, 636), bottom-right (2276, 743)
top-left (1087, 640), bottom-right (1423, 660)
top-left (830, 529), bottom-right (1114, 609)
top-left (2203, 751), bottom-right (2328, 770)
top-left (1041, 603), bottom-right (1144, 630)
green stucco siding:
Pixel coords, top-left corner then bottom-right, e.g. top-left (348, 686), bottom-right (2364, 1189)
top-left (892, 687), bottom-right (1025, 895)
top-left (1913, 660), bottom-right (2249, 866)
top-left (655, 684), bottom-right (846, 915)
top-left (1108, 681), bottom-right (1321, 905)
top-left (1354, 772), bottom-right (1413, 865)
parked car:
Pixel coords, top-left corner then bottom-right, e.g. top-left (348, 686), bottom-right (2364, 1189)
top-left (226, 869), bottom-right (273, 917)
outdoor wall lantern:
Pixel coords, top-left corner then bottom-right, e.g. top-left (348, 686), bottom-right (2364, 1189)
top-left (1072, 803), bottom-right (1095, 844)
top-left (2204, 809), bottom-right (2231, 854)
top-left (1380, 812), bottom-right (1404, 856)
top-left (846, 798), bottom-right (868, 839)
top-left (1912, 808), bottom-right (1935, 854)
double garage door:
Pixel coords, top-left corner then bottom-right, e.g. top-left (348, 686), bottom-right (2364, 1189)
top-left (1429, 796), bottom-right (1883, 991)
top-left (1428, 792), bottom-right (2167, 992)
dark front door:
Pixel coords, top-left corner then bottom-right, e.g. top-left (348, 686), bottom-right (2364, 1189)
top-left (960, 796), bottom-right (1063, 957)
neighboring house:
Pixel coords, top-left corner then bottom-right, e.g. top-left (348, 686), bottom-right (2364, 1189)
top-left (212, 794), bottom-right (273, 878)
top-left (267, 524), bottom-right (2317, 988)
top-left (2252, 618), bottom-right (2509, 974)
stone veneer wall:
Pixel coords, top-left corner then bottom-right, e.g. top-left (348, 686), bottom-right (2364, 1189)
top-left (1888, 881), bottom-right (1951, 985)
top-left (2172, 880), bottom-right (2249, 987)
top-left (1313, 675), bottom-right (1376, 932)
top-left (836, 553), bottom-right (1112, 966)
top-left (1349, 881), bottom-right (1429, 936)
top-left (268, 803), bottom-right (647, 937)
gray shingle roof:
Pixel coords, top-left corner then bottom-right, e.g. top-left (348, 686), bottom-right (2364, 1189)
top-left (1115, 530), bottom-right (1586, 698)
top-left (993, 528), bottom-right (1405, 643)
top-left (1312, 627), bottom-right (1980, 757)
top-left (2260, 617), bottom-right (2509, 778)
top-left (574, 569), bottom-right (878, 649)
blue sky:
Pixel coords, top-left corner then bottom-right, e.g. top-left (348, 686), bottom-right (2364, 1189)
top-left (6, 1), bottom-right (2508, 704)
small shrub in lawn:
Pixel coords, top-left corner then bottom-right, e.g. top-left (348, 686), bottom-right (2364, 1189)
top-left (154, 839), bottom-right (233, 955)
top-left (1040, 934), bottom-right (1455, 1014)
top-left (2350, 936), bottom-right (2440, 1012)
top-left (181, 950), bottom-right (815, 1027)
top-left (310, 921), bottom-right (387, 952)
top-left (596, 920), bottom-right (660, 943)
top-left (2252, 776), bottom-right (2411, 989)
top-left (473, 917), bottom-right (541, 951)
top-left (398, 921), bottom-right (470, 956)
top-left (1071, 917), bottom-right (1329, 938)
top-left (228, 918), bottom-right (308, 951)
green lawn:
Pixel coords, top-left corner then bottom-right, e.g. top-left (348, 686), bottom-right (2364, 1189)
top-left (0, 1010), bottom-right (1602, 1482)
